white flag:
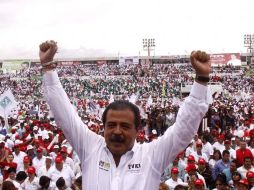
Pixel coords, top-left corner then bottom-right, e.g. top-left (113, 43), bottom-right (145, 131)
top-left (146, 95), bottom-right (153, 108)
top-left (109, 94), bottom-right (114, 103)
top-left (0, 89), bottom-right (18, 117)
top-left (129, 94), bottom-right (137, 104)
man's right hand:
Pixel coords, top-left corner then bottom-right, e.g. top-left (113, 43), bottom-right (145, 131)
top-left (39, 40), bottom-right (58, 64)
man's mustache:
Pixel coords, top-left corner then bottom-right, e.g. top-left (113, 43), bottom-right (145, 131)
top-left (110, 134), bottom-right (125, 143)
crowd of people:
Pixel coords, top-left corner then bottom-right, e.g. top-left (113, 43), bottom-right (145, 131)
top-left (0, 60), bottom-right (253, 189)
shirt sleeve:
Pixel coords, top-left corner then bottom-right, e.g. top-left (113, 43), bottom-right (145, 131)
top-left (148, 82), bottom-right (210, 174)
top-left (43, 70), bottom-right (104, 161)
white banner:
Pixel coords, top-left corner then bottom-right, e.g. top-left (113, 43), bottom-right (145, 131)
top-left (0, 89), bottom-right (18, 117)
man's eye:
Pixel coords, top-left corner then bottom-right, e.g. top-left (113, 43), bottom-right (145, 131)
top-left (107, 124), bottom-right (115, 128)
top-left (122, 125), bottom-right (130, 129)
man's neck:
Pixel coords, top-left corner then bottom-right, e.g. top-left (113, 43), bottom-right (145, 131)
top-left (113, 156), bottom-right (121, 167)
top-left (29, 176), bottom-right (34, 182)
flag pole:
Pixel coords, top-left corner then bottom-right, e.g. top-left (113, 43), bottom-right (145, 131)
top-left (4, 107), bottom-right (9, 132)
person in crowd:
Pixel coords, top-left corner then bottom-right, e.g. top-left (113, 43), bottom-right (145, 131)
top-left (158, 182), bottom-right (169, 190)
top-left (191, 142), bottom-right (208, 162)
top-left (47, 156), bottom-right (75, 188)
top-left (15, 171), bottom-right (27, 185)
top-left (56, 177), bottom-right (72, 190)
top-left (37, 156), bottom-right (53, 178)
top-left (236, 141), bottom-right (253, 167)
top-left (194, 179), bottom-right (205, 190)
top-left (32, 147), bottom-right (46, 175)
top-left (201, 135), bottom-right (213, 160)
top-left (71, 176), bottom-right (82, 190)
top-left (163, 155), bottom-right (185, 181)
top-left (209, 149), bottom-right (222, 170)
top-left (224, 140), bottom-right (236, 161)
top-left (237, 179), bottom-right (249, 190)
top-left (21, 166), bottom-right (40, 190)
top-left (214, 173), bottom-right (228, 190)
top-left (5, 167), bottom-right (22, 189)
top-left (38, 175), bottom-right (56, 190)
top-left (165, 167), bottom-right (183, 189)
top-left (1, 180), bottom-right (17, 190)
top-left (246, 171), bottom-right (254, 189)
top-left (196, 158), bottom-right (213, 188)
top-left (237, 156), bottom-right (254, 179)
top-left (222, 159), bottom-right (237, 184)
top-left (212, 150), bottom-right (230, 180)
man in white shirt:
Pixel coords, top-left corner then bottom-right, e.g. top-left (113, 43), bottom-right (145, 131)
top-left (224, 140), bottom-right (236, 161)
top-left (202, 135), bottom-right (213, 160)
top-left (49, 145), bottom-right (59, 161)
top-left (47, 156), bottom-right (75, 188)
top-left (21, 166), bottom-right (40, 190)
top-left (32, 148), bottom-right (46, 175)
top-left (191, 142), bottom-right (208, 162)
top-left (37, 156), bottom-right (53, 177)
top-left (165, 167), bottom-right (183, 190)
top-left (13, 145), bottom-right (27, 171)
top-left (213, 135), bottom-right (225, 153)
top-left (237, 156), bottom-right (254, 179)
top-left (60, 147), bottom-right (74, 171)
top-left (40, 41), bottom-right (211, 190)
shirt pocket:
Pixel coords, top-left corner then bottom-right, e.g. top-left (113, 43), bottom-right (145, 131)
top-left (123, 171), bottom-right (141, 190)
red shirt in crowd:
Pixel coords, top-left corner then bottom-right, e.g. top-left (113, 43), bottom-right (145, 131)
top-left (236, 148), bottom-right (253, 166)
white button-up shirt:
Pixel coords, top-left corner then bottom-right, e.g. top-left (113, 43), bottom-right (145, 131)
top-left (21, 177), bottom-right (40, 190)
top-left (32, 156), bottom-right (46, 175)
top-left (43, 70), bottom-right (209, 190)
top-left (47, 165), bottom-right (75, 187)
top-left (14, 151), bottom-right (27, 171)
top-left (202, 142), bottom-right (214, 159)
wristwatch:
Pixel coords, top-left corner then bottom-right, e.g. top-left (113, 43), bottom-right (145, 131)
top-left (195, 75), bottom-right (210, 83)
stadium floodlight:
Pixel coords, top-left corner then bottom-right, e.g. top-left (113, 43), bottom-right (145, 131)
top-left (142, 38), bottom-right (155, 56)
top-left (244, 34), bottom-right (254, 65)
top-left (244, 34), bottom-right (254, 53)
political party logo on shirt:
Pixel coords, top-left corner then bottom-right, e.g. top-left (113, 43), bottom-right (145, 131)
top-left (99, 160), bottom-right (110, 171)
top-left (127, 163), bottom-right (141, 173)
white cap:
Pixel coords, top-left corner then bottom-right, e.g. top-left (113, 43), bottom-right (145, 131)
top-left (152, 129), bottom-right (157, 135)
top-left (53, 145), bottom-right (59, 149)
top-left (33, 126), bottom-right (38, 131)
top-left (27, 145), bottom-right (34, 150)
top-left (15, 140), bottom-right (23, 145)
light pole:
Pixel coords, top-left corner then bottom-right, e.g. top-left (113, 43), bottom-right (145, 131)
top-left (142, 38), bottom-right (155, 56)
top-left (142, 38), bottom-right (155, 65)
top-left (244, 34), bottom-right (254, 65)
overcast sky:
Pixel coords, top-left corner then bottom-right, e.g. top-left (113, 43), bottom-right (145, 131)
top-left (0, 0), bottom-right (254, 59)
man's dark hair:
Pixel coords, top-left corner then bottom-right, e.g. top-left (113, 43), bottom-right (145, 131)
top-left (56, 177), bottom-right (66, 189)
top-left (75, 176), bottom-right (82, 186)
top-left (39, 176), bottom-right (50, 189)
top-left (244, 156), bottom-right (252, 162)
top-left (102, 100), bottom-right (141, 130)
top-left (216, 173), bottom-right (227, 185)
top-left (7, 167), bottom-right (16, 174)
top-left (16, 171), bottom-right (27, 182)
top-left (231, 159), bottom-right (237, 165)
top-left (222, 150), bottom-right (230, 156)
top-left (174, 184), bottom-right (187, 190)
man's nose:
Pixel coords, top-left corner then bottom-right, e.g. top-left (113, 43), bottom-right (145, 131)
top-left (113, 125), bottom-right (122, 134)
